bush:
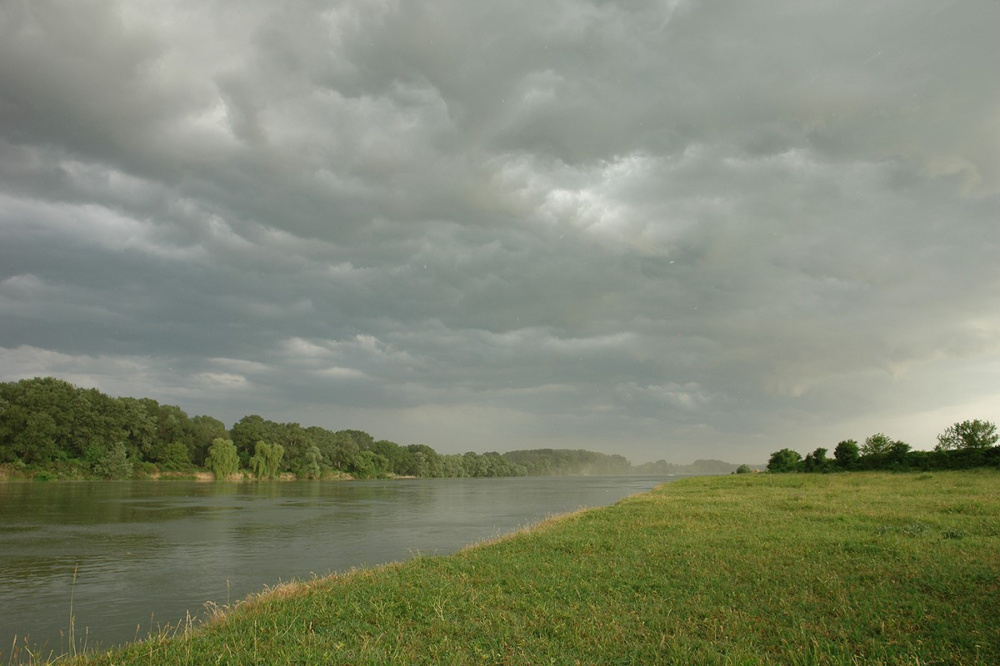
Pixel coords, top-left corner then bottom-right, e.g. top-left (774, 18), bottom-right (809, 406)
top-left (767, 448), bottom-right (802, 473)
top-left (92, 442), bottom-right (133, 480)
top-left (156, 441), bottom-right (192, 471)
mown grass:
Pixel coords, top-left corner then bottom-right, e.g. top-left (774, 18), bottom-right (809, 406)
top-left (67, 471), bottom-right (999, 665)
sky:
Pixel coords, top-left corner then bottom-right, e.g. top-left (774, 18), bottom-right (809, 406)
top-left (1, 0), bottom-right (998, 465)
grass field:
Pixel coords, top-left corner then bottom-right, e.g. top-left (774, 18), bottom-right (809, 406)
top-left (65, 471), bottom-right (999, 665)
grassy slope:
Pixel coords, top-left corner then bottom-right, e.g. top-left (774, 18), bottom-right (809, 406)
top-left (74, 471), bottom-right (999, 665)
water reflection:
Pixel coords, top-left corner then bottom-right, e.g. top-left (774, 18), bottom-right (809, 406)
top-left (0, 476), bottom-right (672, 658)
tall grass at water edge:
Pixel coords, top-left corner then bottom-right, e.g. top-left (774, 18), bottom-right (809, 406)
top-left (38, 471), bottom-right (1000, 664)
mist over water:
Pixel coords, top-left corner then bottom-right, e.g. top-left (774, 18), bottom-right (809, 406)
top-left (0, 476), bottom-right (672, 656)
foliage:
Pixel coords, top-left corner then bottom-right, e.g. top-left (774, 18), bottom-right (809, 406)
top-left (766, 448), bottom-right (802, 473)
top-left (803, 447), bottom-right (830, 472)
top-left (0, 378), bottom-right (653, 480)
top-left (833, 439), bottom-right (859, 468)
top-left (861, 432), bottom-right (894, 457)
top-left (190, 415), bottom-right (229, 465)
top-left (249, 441), bottom-right (284, 480)
top-left (155, 441), bottom-right (192, 471)
top-left (735, 464), bottom-right (753, 474)
top-left (91, 442), bottom-right (133, 480)
top-left (771, 422), bottom-right (1000, 475)
top-left (301, 445), bottom-right (323, 479)
top-left (0, 378), bottom-right (214, 477)
top-left (349, 450), bottom-right (390, 479)
top-left (230, 415), bottom-right (276, 467)
top-left (936, 419), bottom-right (998, 451)
top-left (7, 377), bottom-right (999, 483)
top-left (502, 448), bottom-right (631, 476)
top-left (205, 438), bottom-right (240, 480)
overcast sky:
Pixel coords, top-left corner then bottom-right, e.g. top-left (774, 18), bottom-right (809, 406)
top-left (2, 0), bottom-right (998, 464)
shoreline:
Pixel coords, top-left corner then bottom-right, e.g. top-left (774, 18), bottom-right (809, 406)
top-left (0, 463), bottom-right (364, 483)
top-left (56, 471), bottom-right (1000, 665)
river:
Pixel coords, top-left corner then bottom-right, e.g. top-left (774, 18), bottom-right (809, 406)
top-left (0, 475), bottom-right (673, 658)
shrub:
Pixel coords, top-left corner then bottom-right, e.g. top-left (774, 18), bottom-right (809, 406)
top-left (92, 442), bottom-right (133, 480)
top-left (767, 448), bottom-right (802, 473)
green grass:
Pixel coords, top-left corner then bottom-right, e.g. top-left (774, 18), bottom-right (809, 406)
top-left (67, 471), bottom-right (999, 665)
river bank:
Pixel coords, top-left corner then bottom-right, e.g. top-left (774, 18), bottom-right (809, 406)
top-left (2, 475), bottom-right (671, 661)
top-left (56, 471), bottom-right (1000, 665)
top-left (0, 463), bottom-right (358, 482)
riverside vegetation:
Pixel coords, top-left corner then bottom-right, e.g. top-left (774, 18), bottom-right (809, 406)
top-left (0, 377), bottom-right (744, 481)
top-left (53, 471), bottom-right (999, 665)
top-left (766, 420), bottom-right (1000, 474)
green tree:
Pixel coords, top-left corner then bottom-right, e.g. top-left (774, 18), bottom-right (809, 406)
top-left (371, 439), bottom-right (407, 474)
top-left (155, 441), bottom-right (192, 471)
top-left (340, 429), bottom-right (375, 450)
top-left (350, 450), bottom-right (389, 479)
top-left (190, 415), bottom-right (229, 466)
top-left (0, 377), bottom-right (128, 464)
top-left (803, 447), bottom-right (829, 472)
top-left (302, 444), bottom-right (323, 479)
top-left (119, 397), bottom-right (158, 461)
top-left (14, 410), bottom-right (59, 464)
top-left (231, 415), bottom-right (275, 466)
top-left (275, 422), bottom-right (314, 476)
top-left (92, 442), bottom-right (133, 480)
top-left (860, 433), bottom-right (910, 470)
top-left (154, 404), bottom-right (196, 461)
top-left (405, 444), bottom-right (444, 477)
top-left (888, 440), bottom-right (911, 467)
top-left (861, 433), bottom-right (894, 457)
top-left (206, 438), bottom-right (240, 480)
top-left (767, 448), bottom-right (802, 473)
top-left (249, 441), bottom-right (284, 480)
top-left (735, 464), bottom-right (753, 474)
top-left (833, 439), bottom-right (860, 469)
top-left (936, 420), bottom-right (998, 451)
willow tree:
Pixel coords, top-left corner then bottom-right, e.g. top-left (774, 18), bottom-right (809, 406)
top-left (206, 438), bottom-right (240, 480)
top-left (249, 441), bottom-right (284, 480)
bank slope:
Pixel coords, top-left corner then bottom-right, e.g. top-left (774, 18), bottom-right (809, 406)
top-left (74, 471), bottom-right (1000, 665)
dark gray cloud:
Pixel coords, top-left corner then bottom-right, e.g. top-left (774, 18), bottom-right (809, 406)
top-left (2, 0), bottom-right (999, 463)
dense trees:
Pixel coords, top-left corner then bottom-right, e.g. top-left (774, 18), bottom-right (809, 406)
top-left (14, 377), bottom-right (990, 482)
top-left (503, 449), bottom-right (631, 476)
top-left (0, 377), bottom-right (634, 481)
top-left (768, 420), bottom-right (1000, 473)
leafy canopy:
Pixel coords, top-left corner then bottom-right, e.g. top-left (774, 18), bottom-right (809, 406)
top-left (936, 419), bottom-right (998, 451)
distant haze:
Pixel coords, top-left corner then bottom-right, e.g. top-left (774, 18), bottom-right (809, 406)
top-left (1, 1), bottom-right (998, 464)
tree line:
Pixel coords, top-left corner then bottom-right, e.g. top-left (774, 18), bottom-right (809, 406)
top-left (0, 377), bottom-right (637, 480)
top-left (765, 420), bottom-right (1000, 473)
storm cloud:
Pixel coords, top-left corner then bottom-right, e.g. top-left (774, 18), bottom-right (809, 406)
top-left (2, 0), bottom-right (998, 463)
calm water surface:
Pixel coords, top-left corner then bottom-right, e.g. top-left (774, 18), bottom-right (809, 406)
top-left (0, 475), bottom-right (672, 656)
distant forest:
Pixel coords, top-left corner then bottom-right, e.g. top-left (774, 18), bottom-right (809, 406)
top-left (0, 377), bottom-right (743, 481)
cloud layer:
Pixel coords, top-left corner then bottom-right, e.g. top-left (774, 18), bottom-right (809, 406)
top-left (2, 0), bottom-right (999, 463)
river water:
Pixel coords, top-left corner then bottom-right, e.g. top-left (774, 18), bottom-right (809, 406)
top-left (0, 475), bottom-right (672, 658)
